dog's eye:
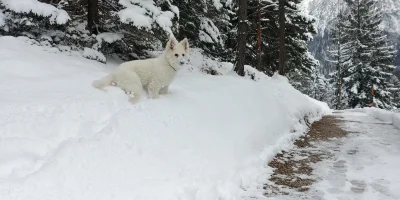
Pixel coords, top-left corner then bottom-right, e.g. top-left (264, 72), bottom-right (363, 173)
top-left (175, 54), bottom-right (178, 57)
top-left (182, 54), bottom-right (185, 57)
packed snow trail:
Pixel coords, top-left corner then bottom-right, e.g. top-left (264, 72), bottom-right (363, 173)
top-left (269, 110), bottom-right (400, 200)
top-left (0, 36), bottom-right (328, 200)
top-left (313, 110), bottom-right (400, 200)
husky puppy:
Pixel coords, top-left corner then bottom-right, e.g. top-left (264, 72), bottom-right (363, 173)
top-left (92, 38), bottom-right (189, 103)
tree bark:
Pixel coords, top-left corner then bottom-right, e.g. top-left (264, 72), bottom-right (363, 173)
top-left (278, 0), bottom-right (286, 76)
top-left (234, 0), bottom-right (248, 76)
top-left (336, 0), bottom-right (342, 110)
top-left (256, 0), bottom-right (262, 70)
top-left (88, 0), bottom-right (99, 34)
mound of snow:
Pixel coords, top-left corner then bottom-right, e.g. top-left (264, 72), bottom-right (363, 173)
top-left (0, 0), bottom-right (70, 24)
top-left (186, 48), bottom-right (267, 81)
top-left (0, 36), bottom-right (329, 200)
top-left (394, 113), bottom-right (400, 130)
top-left (363, 107), bottom-right (394, 123)
top-left (96, 32), bottom-right (124, 44)
top-left (83, 47), bottom-right (106, 63)
top-left (361, 108), bottom-right (400, 130)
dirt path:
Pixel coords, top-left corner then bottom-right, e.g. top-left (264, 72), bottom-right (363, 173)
top-left (264, 114), bottom-right (347, 196)
top-left (264, 111), bottom-right (400, 200)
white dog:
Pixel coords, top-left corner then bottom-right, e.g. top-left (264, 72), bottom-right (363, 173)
top-left (92, 38), bottom-right (189, 103)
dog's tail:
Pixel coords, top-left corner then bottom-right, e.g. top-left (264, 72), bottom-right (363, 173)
top-left (92, 74), bottom-right (114, 89)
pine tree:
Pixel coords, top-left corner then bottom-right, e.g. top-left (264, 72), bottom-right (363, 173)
top-left (327, 6), bottom-right (352, 109)
top-left (235, 0), bottom-right (248, 76)
top-left (390, 76), bottom-right (400, 108)
top-left (341, 0), bottom-right (397, 109)
top-left (174, 0), bottom-right (234, 61)
top-left (246, 0), bottom-right (318, 84)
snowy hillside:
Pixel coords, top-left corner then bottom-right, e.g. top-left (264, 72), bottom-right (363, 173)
top-left (0, 36), bottom-right (329, 200)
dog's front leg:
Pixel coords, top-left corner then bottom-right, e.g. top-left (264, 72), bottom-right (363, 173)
top-left (159, 85), bottom-right (169, 95)
top-left (148, 80), bottom-right (161, 99)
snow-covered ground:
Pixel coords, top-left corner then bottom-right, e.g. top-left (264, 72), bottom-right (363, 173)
top-left (0, 36), bottom-right (328, 200)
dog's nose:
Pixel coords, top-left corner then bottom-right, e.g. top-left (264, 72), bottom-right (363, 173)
top-left (179, 60), bottom-right (185, 65)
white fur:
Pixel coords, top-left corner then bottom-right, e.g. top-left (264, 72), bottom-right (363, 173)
top-left (92, 38), bottom-right (190, 103)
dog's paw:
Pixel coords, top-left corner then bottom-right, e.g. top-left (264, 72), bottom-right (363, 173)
top-left (128, 97), bottom-right (138, 104)
top-left (125, 90), bottom-right (132, 95)
top-left (110, 81), bottom-right (117, 86)
top-left (150, 95), bottom-right (159, 99)
top-left (128, 99), bottom-right (136, 104)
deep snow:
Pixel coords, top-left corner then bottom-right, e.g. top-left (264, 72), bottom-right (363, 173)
top-left (0, 36), bottom-right (328, 200)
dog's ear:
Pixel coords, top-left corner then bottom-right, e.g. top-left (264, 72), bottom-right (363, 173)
top-left (167, 38), bottom-right (176, 50)
top-left (180, 38), bottom-right (189, 52)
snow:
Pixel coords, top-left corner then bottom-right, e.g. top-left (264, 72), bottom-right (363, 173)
top-left (155, 11), bottom-right (175, 34)
top-left (393, 113), bottom-right (400, 130)
top-left (0, 12), bottom-right (5, 27)
top-left (225, 0), bottom-right (233, 7)
top-left (118, 0), bottom-right (176, 34)
top-left (186, 48), bottom-right (267, 81)
top-left (118, 5), bottom-right (152, 28)
top-left (358, 108), bottom-right (400, 130)
top-left (268, 110), bottom-right (400, 200)
top-left (304, 0), bottom-right (400, 35)
top-left (0, 35), bottom-right (329, 200)
top-left (0, 0), bottom-right (70, 24)
top-left (312, 111), bottom-right (400, 200)
top-left (212, 0), bottom-right (223, 9)
top-left (83, 47), bottom-right (106, 63)
top-left (96, 33), bottom-right (124, 44)
top-left (362, 107), bottom-right (394, 123)
top-left (199, 18), bottom-right (224, 46)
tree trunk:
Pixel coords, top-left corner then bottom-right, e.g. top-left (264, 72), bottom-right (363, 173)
top-left (256, 0), bottom-right (262, 70)
top-left (336, 0), bottom-right (342, 110)
top-left (88, 0), bottom-right (99, 34)
top-left (234, 0), bottom-right (248, 76)
top-left (278, 0), bottom-right (286, 76)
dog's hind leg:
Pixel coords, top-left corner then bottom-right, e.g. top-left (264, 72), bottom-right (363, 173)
top-left (115, 71), bottom-right (143, 104)
top-left (159, 85), bottom-right (169, 95)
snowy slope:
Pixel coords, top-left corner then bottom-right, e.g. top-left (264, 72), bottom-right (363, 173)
top-left (0, 36), bottom-right (329, 200)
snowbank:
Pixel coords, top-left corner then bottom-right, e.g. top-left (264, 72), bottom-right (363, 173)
top-left (0, 36), bottom-right (329, 200)
top-left (83, 47), bottom-right (107, 63)
top-left (363, 108), bottom-right (394, 123)
top-left (0, 0), bottom-right (70, 24)
top-left (361, 108), bottom-right (400, 130)
top-left (394, 113), bottom-right (400, 130)
top-left (186, 48), bottom-right (268, 81)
